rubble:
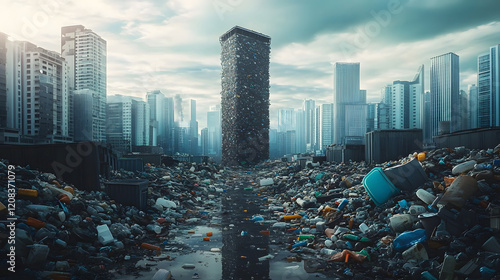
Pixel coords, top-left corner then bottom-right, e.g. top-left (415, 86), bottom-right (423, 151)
top-left (0, 143), bottom-right (499, 279)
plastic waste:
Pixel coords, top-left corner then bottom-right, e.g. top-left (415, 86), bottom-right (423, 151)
top-left (297, 235), bottom-right (314, 241)
top-left (451, 160), bottom-right (476, 175)
top-left (409, 205), bottom-right (426, 216)
top-left (439, 254), bottom-right (456, 280)
top-left (283, 214), bottom-right (302, 221)
top-left (258, 254), bottom-right (274, 261)
top-left (17, 188), bottom-right (38, 197)
top-left (392, 228), bottom-right (427, 251)
top-left (259, 178), bottom-right (274, 186)
top-left (482, 236), bottom-right (500, 253)
top-left (329, 250), bottom-right (367, 263)
top-left (182, 264), bottom-right (195, 269)
top-left (402, 243), bottom-right (428, 261)
top-left (26, 244), bottom-right (50, 268)
top-left (156, 198), bottom-right (177, 209)
top-left (141, 243), bottom-right (161, 251)
top-left (416, 189), bottom-right (436, 205)
top-left (96, 224), bottom-right (114, 245)
top-left (389, 214), bottom-right (415, 232)
top-left (152, 269), bottom-right (172, 280)
top-left (438, 175), bottom-right (478, 209)
top-left (26, 217), bottom-right (46, 229)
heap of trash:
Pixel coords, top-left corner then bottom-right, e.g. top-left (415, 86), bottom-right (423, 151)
top-left (0, 143), bottom-right (499, 279)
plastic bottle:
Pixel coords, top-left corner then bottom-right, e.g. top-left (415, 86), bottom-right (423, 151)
top-left (283, 214), bottom-right (302, 221)
top-left (141, 243), bottom-right (161, 251)
top-left (258, 254), bottom-right (274, 261)
top-left (26, 217), bottom-right (46, 229)
top-left (392, 228), bottom-right (427, 251)
top-left (297, 235), bottom-right (314, 241)
top-left (416, 189), bottom-right (436, 205)
top-left (389, 214), bottom-right (415, 232)
top-left (337, 198), bottom-right (348, 211)
top-left (451, 160), bottom-right (476, 175)
top-left (320, 248), bottom-right (336, 255)
top-left (26, 205), bottom-right (55, 212)
top-left (291, 241), bottom-right (307, 248)
top-left (409, 205), bottom-right (426, 216)
top-left (17, 188), bottom-right (38, 197)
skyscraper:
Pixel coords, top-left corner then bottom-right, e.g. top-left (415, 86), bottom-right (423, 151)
top-left (131, 99), bottom-right (150, 147)
top-left (61, 25), bottom-right (106, 142)
top-left (303, 99), bottom-right (315, 152)
top-left (189, 99), bottom-right (198, 155)
top-left (468, 84), bottom-right (478, 129)
top-left (320, 103), bottom-right (334, 150)
top-left (146, 90), bottom-right (174, 153)
top-left (1, 35), bottom-right (72, 144)
top-left (477, 45), bottom-right (500, 128)
top-left (278, 108), bottom-right (294, 133)
top-left (295, 109), bottom-right (305, 153)
top-left (220, 26), bottom-right (270, 165)
top-left (430, 52), bottom-right (460, 138)
top-left (332, 62), bottom-right (366, 145)
top-left (207, 105), bottom-right (221, 159)
top-left (106, 95), bottom-right (132, 155)
top-left (389, 65), bottom-right (424, 129)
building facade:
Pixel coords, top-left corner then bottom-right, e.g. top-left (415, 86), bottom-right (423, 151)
top-left (332, 62), bottom-right (366, 145)
top-left (220, 26), bottom-right (270, 165)
top-left (61, 25), bottom-right (106, 142)
top-left (477, 45), bottom-right (500, 128)
top-left (430, 52), bottom-right (460, 138)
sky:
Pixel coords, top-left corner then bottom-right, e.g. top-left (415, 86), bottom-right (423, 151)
top-left (1, 0), bottom-right (499, 129)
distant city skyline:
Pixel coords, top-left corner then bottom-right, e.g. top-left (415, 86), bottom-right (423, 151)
top-left (1, 1), bottom-right (499, 128)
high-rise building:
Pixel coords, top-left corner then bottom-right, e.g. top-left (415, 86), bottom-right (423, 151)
top-left (423, 91), bottom-right (432, 144)
top-left (389, 65), bottom-right (424, 129)
top-left (61, 25), bottom-right (106, 142)
top-left (375, 102), bottom-right (390, 130)
top-left (146, 90), bottom-right (174, 153)
top-left (332, 62), bottom-right (366, 145)
top-left (1, 34), bottom-right (72, 144)
top-left (477, 45), bottom-right (500, 127)
top-left (278, 108), bottom-right (294, 133)
top-left (295, 109), bottom-right (305, 153)
top-left (468, 84), bottom-right (478, 129)
top-left (303, 99), bottom-right (315, 152)
top-left (106, 95), bottom-right (132, 155)
top-left (189, 99), bottom-right (198, 155)
top-left (320, 103), bottom-right (333, 150)
top-left (315, 106), bottom-right (321, 151)
top-left (220, 26), bottom-right (270, 165)
top-left (430, 52), bottom-right (460, 138)
top-left (366, 103), bottom-right (376, 132)
top-left (207, 105), bottom-right (221, 159)
top-left (200, 127), bottom-right (209, 155)
top-left (131, 99), bottom-right (150, 147)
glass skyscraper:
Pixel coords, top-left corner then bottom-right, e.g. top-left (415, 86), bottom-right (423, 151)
top-left (61, 25), bottom-right (106, 142)
top-left (477, 45), bottom-right (500, 128)
top-left (332, 62), bottom-right (366, 145)
top-left (430, 52), bottom-right (460, 138)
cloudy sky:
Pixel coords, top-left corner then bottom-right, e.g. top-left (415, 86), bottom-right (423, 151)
top-left (1, 0), bottom-right (499, 129)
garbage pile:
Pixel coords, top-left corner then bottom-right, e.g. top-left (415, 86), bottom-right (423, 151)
top-left (0, 160), bottom-right (227, 279)
top-left (256, 144), bottom-right (500, 279)
top-left (1, 143), bottom-right (499, 279)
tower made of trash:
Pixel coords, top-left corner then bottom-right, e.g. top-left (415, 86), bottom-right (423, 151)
top-left (220, 26), bottom-right (270, 166)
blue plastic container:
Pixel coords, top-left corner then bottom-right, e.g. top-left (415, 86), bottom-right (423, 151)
top-left (362, 167), bottom-right (401, 206)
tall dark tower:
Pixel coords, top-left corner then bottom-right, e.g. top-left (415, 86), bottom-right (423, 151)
top-left (220, 26), bottom-right (270, 166)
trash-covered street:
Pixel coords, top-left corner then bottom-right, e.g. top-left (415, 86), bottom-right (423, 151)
top-left (1, 144), bottom-right (500, 279)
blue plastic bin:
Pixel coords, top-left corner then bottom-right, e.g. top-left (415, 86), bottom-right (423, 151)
top-left (362, 167), bottom-right (400, 206)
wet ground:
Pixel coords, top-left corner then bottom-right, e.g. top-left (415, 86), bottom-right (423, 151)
top-left (116, 169), bottom-right (327, 280)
